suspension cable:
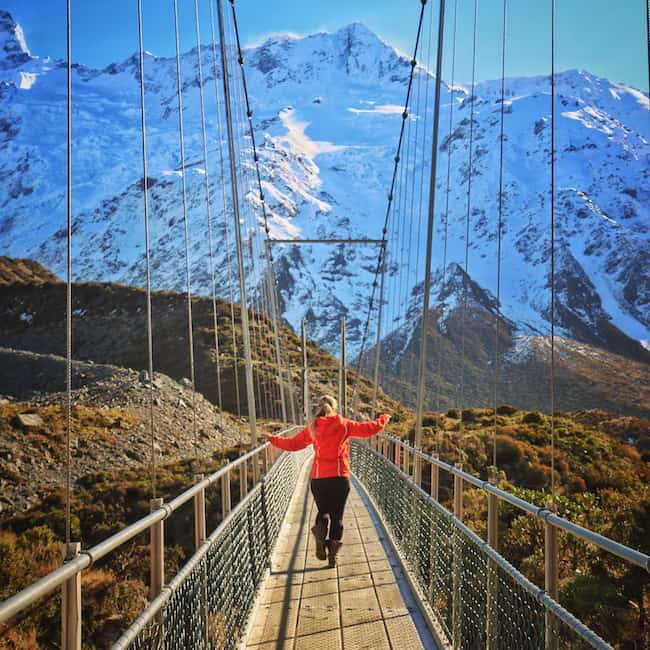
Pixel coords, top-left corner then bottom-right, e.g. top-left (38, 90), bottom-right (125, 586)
top-left (647, 0), bottom-right (650, 99)
top-left (193, 0), bottom-right (223, 411)
top-left (216, 0), bottom-right (258, 445)
top-left (172, 0), bottom-right (198, 459)
top-left (208, 0), bottom-right (242, 417)
top-left (65, 0), bottom-right (72, 550)
top-left (137, 0), bottom-right (156, 498)
top-left (434, 0), bottom-right (458, 455)
top-left (413, 0), bottom-right (447, 456)
top-left (230, 51), bottom-right (267, 419)
top-left (493, 0), bottom-right (508, 470)
top-left (351, 0), bottom-right (428, 410)
top-left (550, 0), bottom-right (557, 509)
top-left (229, 0), bottom-right (291, 423)
top-left (458, 0), bottom-right (479, 465)
top-left (414, 2), bottom-right (435, 294)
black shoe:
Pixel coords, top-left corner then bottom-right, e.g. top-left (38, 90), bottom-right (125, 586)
top-left (327, 540), bottom-right (342, 568)
top-left (311, 523), bottom-right (328, 561)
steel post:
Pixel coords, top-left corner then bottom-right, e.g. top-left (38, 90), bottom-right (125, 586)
top-left (301, 319), bottom-right (310, 421)
top-left (240, 459), bottom-right (248, 499)
top-left (340, 316), bottom-right (347, 417)
top-left (221, 471), bottom-right (231, 519)
top-left (452, 465), bottom-right (464, 648)
top-left (150, 498), bottom-right (164, 599)
top-left (545, 517), bottom-right (559, 650)
top-left (286, 363), bottom-right (298, 424)
top-left (194, 474), bottom-right (206, 549)
top-left (61, 542), bottom-right (81, 650)
top-left (430, 457), bottom-right (439, 501)
top-left (454, 465), bottom-right (464, 521)
top-left (486, 470), bottom-right (499, 648)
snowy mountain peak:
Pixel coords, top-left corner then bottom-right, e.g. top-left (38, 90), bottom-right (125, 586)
top-left (0, 10), bottom-right (30, 64)
top-left (248, 22), bottom-right (405, 83)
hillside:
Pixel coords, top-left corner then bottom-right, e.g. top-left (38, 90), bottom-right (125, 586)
top-left (0, 257), bottom-right (59, 286)
top-left (0, 258), bottom-right (401, 421)
top-left (362, 263), bottom-right (650, 418)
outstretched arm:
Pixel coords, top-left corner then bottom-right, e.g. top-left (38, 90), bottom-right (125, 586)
top-left (264, 427), bottom-right (312, 451)
top-left (345, 414), bottom-right (391, 439)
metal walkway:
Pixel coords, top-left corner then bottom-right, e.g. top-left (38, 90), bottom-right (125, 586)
top-left (246, 459), bottom-right (437, 649)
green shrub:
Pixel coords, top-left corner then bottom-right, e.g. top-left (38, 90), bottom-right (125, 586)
top-left (495, 435), bottom-right (526, 465)
top-left (447, 408), bottom-right (460, 419)
top-left (461, 408), bottom-right (493, 423)
top-left (422, 412), bottom-right (441, 428)
top-left (496, 404), bottom-right (518, 416)
top-left (522, 411), bottom-right (545, 425)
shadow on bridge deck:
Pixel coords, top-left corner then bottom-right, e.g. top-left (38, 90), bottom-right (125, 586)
top-left (245, 460), bottom-right (438, 649)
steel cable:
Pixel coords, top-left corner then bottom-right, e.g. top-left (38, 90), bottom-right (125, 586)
top-left (350, 0), bottom-right (428, 409)
top-left (193, 0), bottom-right (224, 411)
top-left (458, 0), bottom-right (479, 465)
top-left (172, 0), bottom-right (198, 460)
top-left (550, 0), bottom-right (557, 508)
top-left (434, 0), bottom-right (458, 454)
top-left (208, 0), bottom-right (242, 417)
top-left (65, 0), bottom-right (73, 549)
top-left (137, 0), bottom-right (157, 498)
top-left (493, 0), bottom-right (508, 470)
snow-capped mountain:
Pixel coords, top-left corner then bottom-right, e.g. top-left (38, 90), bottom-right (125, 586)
top-left (0, 10), bottom-right (648, 368)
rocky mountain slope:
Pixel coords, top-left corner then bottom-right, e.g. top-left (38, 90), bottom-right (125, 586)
top-left (0, 10), bottom-right (647, 364)
top-left (0, 348), bottom-right (246, 517)
top-left (365, 263), bottom-right (650, 417)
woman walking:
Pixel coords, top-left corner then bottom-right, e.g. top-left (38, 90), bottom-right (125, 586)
top-left (263, 395), bottom-right (390, 567)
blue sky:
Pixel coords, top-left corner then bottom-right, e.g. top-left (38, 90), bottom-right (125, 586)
top-left (4, 0), bottom-right (649, 90)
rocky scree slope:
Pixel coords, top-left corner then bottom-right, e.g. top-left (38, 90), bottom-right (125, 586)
top-left (0, 347), bottom-right (247, 518)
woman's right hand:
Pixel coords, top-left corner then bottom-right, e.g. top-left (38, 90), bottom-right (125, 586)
top-left (378, 414), bottom-right (391, 428)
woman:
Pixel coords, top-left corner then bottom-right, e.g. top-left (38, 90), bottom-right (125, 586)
top-left (262, 395), bottom-right (390, 567)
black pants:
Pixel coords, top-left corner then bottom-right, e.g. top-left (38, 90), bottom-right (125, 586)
top-left (310, 477), bottom-right (350, 541)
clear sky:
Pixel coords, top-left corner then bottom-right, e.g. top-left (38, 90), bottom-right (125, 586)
top-left (4, 0), bottom-right (649, 90)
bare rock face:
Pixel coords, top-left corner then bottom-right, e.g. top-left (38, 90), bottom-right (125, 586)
top-left (0, 10), bottom-right (31, 70)
top-left (11, 412), bottom-right (44, 429)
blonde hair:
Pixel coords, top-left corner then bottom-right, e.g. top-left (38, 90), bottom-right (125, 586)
top-left (314, 395), bottom-right (337, 418)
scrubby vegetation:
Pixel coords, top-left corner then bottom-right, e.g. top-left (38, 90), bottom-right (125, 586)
top-left (0, 449), bottom-right (244, 649)
top-left (391, 407), bottom-right (650, 648)
top-left (1, 403), bottom-right (648, 648)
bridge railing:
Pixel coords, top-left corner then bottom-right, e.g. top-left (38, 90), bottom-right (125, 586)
top-left (0, 425), bottom-right (303, 649)
top-left (352, 435), bottom-right (649, 650)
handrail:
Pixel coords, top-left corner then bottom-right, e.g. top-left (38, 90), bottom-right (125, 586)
top-left (112, 480), bottom-right (264, 649)
top-left (0, 424), bottom-right (302, 625)
top-left (353, 440), bottom-right (613, 650)
top-left (380, 433), bottom-right (650, 572)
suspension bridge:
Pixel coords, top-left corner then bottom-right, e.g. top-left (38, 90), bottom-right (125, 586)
top-left (0, 0), bottom-right (649, 648)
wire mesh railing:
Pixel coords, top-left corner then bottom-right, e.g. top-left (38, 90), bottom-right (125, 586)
top-left (350, 437), bottom-right (614, 650)
top-left (0, 425), bottom-right (304, 649)
top-left (113, 447), bottom-right (307, 650)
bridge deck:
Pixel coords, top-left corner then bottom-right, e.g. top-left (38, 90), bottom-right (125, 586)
top-left (246, 459), bottom-right (437, 649)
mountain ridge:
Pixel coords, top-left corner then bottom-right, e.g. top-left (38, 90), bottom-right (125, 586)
top-left (0, 10), bottom-right (648, 377)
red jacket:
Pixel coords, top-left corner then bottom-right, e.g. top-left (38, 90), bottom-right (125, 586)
top-left (268, 413), bottom-right (390, 479)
